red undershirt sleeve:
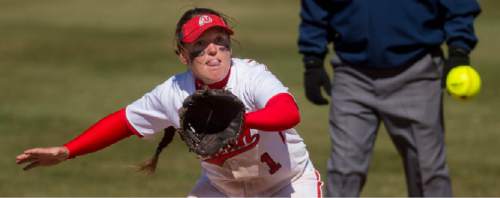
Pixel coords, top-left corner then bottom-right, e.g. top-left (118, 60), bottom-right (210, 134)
top-left (244, 93), bottom-right (300, 131)
top-left (63, 108), bottom-right (141, 158)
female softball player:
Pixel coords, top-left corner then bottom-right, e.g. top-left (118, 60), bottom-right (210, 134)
top-left (16, 7), bottom-right (322, 197)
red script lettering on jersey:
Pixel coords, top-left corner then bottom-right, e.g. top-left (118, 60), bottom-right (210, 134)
top-left (204, 128), bottom-right (260, 166)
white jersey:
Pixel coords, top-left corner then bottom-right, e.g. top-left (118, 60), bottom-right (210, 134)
top-left (126, 58), bottom-right (312, 196)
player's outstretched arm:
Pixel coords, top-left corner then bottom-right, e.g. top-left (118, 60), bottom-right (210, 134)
top-left (16, 146), bottom-right (69, 171)
top-left (16, 108), bottom-right (139, 171)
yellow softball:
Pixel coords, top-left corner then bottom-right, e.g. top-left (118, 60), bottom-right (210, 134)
top-left (446, 65), bottom-right (481, 100)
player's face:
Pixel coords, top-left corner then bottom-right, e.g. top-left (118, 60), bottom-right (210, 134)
top-left (180, 28), bottom-right (232, 84)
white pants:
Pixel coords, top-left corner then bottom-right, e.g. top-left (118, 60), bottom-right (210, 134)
top-left (187, 164), bottom-right (323, 197)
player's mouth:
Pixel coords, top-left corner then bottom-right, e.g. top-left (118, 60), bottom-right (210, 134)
top-left (206, 58), bottom-right (221, 67)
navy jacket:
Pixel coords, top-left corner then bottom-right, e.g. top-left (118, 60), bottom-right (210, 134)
top-left (298, 0), bottom-right (481, 69)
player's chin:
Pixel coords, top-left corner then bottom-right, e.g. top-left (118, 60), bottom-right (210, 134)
top-left (206, 74), bottom-right (225, 83)
top-left (205, 68), bottom-right (227, 79)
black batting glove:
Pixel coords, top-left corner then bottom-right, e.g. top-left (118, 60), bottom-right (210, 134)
top-left (443, 46), bottom-right (470, 88)
top-left (303, 55), bottom-right (331, 105)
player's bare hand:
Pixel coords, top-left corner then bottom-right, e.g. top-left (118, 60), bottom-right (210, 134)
top-left (16, 146), bottom-right (69, 171)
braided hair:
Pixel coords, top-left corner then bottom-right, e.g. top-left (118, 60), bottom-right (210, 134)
top-left (138, 8), bottom-right (232, 174)
top-left (137, 127), bottom-right (176, 174)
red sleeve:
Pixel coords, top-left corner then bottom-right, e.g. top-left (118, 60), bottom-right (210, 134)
top-left (64, 108), bottom-right (141, 158)
top-left (244, 93), bottom-right (300, 131)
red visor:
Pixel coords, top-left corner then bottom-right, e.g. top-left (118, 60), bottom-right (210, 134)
top-left (180, 14), bottom-right (233, 43)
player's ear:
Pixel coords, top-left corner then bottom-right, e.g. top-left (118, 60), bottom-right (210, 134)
top-left (178, 51), bottom-right (189, 65)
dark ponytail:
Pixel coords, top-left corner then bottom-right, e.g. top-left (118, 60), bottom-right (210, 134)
top-left (137, 126), bottom-right (176, 174)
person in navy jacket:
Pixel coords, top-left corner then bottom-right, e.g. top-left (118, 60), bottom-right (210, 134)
top-left (298, 0), bottom-right (480, 196)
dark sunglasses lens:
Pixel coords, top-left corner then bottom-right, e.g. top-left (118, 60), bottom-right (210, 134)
top-left (187, 38), bottom-right (231, 59)
top-left (215, 40), bottom-right (230, 48)
top-left (189, 49), bottom-right (204, 58)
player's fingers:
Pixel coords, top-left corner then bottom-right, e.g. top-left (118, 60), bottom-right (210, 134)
top-left (24, 148), bottom-right (59, 159)
top-left (16, 154), bottom-right (38, 165)
top-left (23, 148), bottom-right (47, 155)
top-left (23, 152), bottom-right (50, 159)
top-left (16, 153), bottom-right (40, 164)
top-left (23, 161), bottom-right (40, 171)
top-left (16, 153), bottom-right (29, 162)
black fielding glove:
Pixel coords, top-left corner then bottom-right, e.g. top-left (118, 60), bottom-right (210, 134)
top-left (303, 55), bottom-right (331, 105)
top-left (443, 46), bottom-right (470, 87)
top-left (177, 89), bottom-right (245, 158)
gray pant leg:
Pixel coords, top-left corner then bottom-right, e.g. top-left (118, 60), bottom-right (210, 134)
top-left (326, 54), bottom-right (452, 197)
top-left (326, 64), bottom-right (381, 197)
top-left (376, 55), bottom-right (452, 197)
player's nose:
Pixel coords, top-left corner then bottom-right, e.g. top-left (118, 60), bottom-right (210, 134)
top-left (206, 43), bottom-right (218, 56)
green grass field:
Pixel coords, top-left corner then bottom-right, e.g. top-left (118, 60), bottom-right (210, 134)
top-left (1, 0), bottom-right (499, 196)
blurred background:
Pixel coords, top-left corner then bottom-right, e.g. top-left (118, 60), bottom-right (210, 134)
top-left (1, 0), bottom-right (499, 196)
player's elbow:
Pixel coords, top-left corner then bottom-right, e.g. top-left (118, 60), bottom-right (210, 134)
top-left (284, 107), bottom-right (300, 128)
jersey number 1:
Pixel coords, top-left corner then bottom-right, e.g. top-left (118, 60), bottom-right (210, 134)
top-left (260, 152), bottom-right (282, 174)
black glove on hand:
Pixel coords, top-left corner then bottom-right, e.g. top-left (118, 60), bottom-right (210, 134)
top-left (303, 55), bottom-right (331, 105)
top-left (443, 46), bottom-right (470, 87)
